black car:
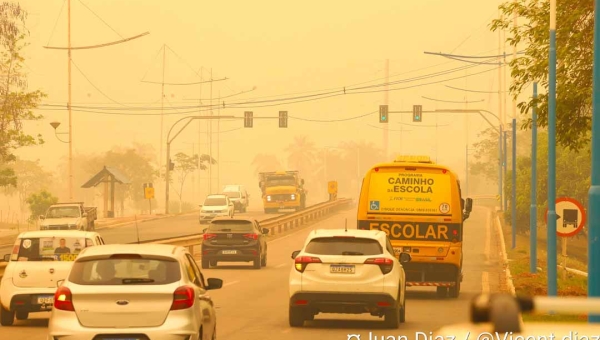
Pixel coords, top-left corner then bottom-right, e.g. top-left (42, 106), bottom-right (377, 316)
top-left (201, 216), bottom-right (269, 269)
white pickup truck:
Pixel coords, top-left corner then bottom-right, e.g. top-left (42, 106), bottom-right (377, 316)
top-left (39, 202), bottom-right (98, 231)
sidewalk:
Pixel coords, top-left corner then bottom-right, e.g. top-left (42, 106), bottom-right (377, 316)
top-left (0, 210), bottom-right (200, 246)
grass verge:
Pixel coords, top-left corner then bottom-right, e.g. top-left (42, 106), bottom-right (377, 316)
top-left (499, 214), bottom-right (588, 322)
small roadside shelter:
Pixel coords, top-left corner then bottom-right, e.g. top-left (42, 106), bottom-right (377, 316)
top-left (81, 166), bottom-right (130, 218)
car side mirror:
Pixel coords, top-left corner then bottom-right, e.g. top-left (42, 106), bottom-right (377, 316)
top-left (198, 204), bottom-right (203, 207)
top-left (56, 279), bottom-right (65, 287)
top-left (2, 254), bottom-right (10, 262)
top-left (39, 215), bottom-right (45, 220)
top-left (206, 278), bottom-right (223, 290)
top-left (202, 228), bottom-right (207, 234)
top-left (463, 198), bottom-right (473, 221)
top-left (399, 252), bottom-right (412, 264)
top-left (291, 250), bottom-right (300, 259)
top-left (262, 228), bottom-right (269, 235)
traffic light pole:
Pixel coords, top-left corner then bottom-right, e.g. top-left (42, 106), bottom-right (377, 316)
top-left (165, 115), bottom-right (234, 214)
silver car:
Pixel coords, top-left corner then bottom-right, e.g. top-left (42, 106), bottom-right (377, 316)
top-left (47, 243), bottom-right (223, 340)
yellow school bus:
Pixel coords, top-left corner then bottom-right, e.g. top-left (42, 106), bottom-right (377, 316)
top-left (357, 155), bottom-right (473, 298)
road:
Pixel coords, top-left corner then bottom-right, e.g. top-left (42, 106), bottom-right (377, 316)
top-left (0, 208), bottom-right (280, 256)
top-left (0, 204), bottom-right (503, 339)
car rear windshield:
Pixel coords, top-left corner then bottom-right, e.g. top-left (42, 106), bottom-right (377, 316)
top-left (68, 258), bottom-right (181, 285)
top-left (304, 237), bottom-right (383, 256)
top-left (208, 220), bottom-right (253, 232)
top-left (11, 237), bottom-right (89, 262)
top-left (204, 197), bottom-right (226, 206)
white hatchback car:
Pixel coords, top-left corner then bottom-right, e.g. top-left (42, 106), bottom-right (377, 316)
top-left (0, 230), bottom-right (105, 326)
top-left (199, 194), bottom-right (235, 224)
top-left (47, 243), bottom-right (223, 340)
top-left (289, 228), bottom-right (411, 328)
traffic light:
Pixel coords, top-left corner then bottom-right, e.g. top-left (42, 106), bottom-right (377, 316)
top-left (168, 159), bottom-right (175, 171)
top-left (413, 105), bottom-right (422, 122)
top-left (379, 105), bottom-right (388, 123)
top-left (244, 111), bottom-right (253, 128)
top-left (279, 111), bottom-right (288, 128)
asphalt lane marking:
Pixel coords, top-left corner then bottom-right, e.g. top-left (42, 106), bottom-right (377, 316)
top-left (481, 271), bottom-right (489, 294)
top-left (274, 263), bottom-right (287, 268)
top-left (223, 280), bottom-right (240, 287)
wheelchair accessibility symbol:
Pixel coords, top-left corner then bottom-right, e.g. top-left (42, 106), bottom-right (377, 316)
top-left (369, 201), bottom-right (380, 210)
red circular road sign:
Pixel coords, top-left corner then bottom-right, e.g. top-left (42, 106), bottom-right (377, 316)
top-left (544, 197), bottom-right (587, 237)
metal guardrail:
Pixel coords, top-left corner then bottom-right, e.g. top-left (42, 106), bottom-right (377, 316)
top-left (136, 198), bottom-right (353, 254)
top-left (0, 198), bottom-right (353, 281)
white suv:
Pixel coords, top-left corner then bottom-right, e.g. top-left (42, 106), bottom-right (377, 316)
top-left (0, 230), bottom-right (105, 326)
top-left (288, 228), bottom-right (411, 328)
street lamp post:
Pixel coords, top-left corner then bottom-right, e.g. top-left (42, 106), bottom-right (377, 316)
top-left (588, 0), bottom-right (600, 323)
top-left (165, 115), bottom-right (234, 214)
top-left (50, 121), bottom-right (72, 200)
top-left (547, 0), bottom-right (558, 297)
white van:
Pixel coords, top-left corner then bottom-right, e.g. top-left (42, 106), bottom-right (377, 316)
top-left (0, 230), bottom-right (105, 326)
top-left (222, 184), bottom-right (250, 213)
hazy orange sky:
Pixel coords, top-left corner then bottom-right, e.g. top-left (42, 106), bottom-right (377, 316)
top-left (7, 0), bottom-right (529, 209)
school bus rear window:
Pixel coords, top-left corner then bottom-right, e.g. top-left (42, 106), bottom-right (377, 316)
top-left (367, 169), bottom-right (452, 215)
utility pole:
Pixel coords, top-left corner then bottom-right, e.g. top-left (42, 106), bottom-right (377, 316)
top-left (198, 68), bottom-right (203, 201)
top-left (67, 0), bottom-right (72, 200)
top-left (217, 90), bottom-right (221, 191)
top-left (43, 1), bottom-right (148, 202)
top-left (159, 45), bottom-right (166, 179)
top-left (384, 59), bottom-right (389, 160)
top-left (209, 68), bottom-right (213, 194)
top-left (588, 0), bottom-right (600, 322)
top-left (498, 10), bottom-right (505, 210)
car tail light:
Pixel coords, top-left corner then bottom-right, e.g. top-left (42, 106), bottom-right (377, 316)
top-left (170, 286), bottom-right (195, 310)
top-left (54, 286), bottom-right (74, 311)
top-left (203, 233), bottom-right (217, 240)
top-left (364, 257), bottom-right (394, 274)
top-left (243, 233), bottom-right (258, 240)
top-left (294, 256), bottom-right (321, 273)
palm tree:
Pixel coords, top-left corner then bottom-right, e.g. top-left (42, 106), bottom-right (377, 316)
top-left (285, 135), bottom-right (317, 177)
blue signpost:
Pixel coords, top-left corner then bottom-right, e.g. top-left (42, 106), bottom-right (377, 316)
top-left (547, 0), bottom-right (558, 297)
top-left (504, 132), bottom-right (508, 211)
top-left (512, 118), bottom-right (517, 249)
top-left (588, 0), bottom-right (600, 323)
top-left (530, 83), bottom-right (538, 273)
top-left (498, 125), bottom-right (503, 207)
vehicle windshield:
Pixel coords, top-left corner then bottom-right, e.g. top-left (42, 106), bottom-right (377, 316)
top-left (208, 220), bottom-right (254, 232)
top-left (266, 176), bottom-right (296, 187)
top-left (68, 257), bottom-right (181, 285)
top-left (204, 197), bottom-right (227, 206)
top-left (46, 206), bottom-right (80, 218)
top-left (304, 237), bottom-right (383, 256)
top-left (11, 237), bottom-right (90, 262)
top-left (223, 191), bottom-right (241, 199)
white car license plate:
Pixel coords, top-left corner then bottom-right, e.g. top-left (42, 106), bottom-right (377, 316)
top-left (37, 296), bottom-right (53, 304)
top-left (222, 250), bottom-right (237, 255)
top-left (330, 264), bottom-right (355, 274)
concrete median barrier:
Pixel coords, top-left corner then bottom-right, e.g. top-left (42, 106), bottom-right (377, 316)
top-left (0, 199), bottom-right (353, 281)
